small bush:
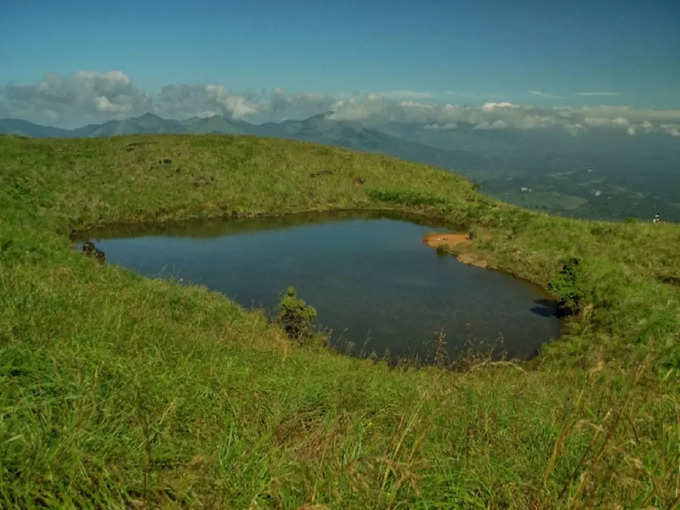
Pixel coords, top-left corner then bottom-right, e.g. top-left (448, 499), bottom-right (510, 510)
top-left (276, 287), bottom-right (317, 340)
top-left (548, 258), bottom-right (585, 317)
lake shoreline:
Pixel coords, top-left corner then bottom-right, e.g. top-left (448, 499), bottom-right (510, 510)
top-left (81, 215), bottom-right (559, 362)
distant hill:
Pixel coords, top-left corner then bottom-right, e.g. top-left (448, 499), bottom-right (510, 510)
top-left (0, 113), bottom-right (248, 138)
top-left (0, 112), bottom-right (490, 174)
top-left (0, 118), bottom-right (72, 138)
top-left (252, 113), bottom-right (493, 171)
top-left (70, 113), bottom-right (187, 137)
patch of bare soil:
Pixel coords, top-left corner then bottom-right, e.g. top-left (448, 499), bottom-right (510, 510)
top-left (422, 233), bottom-right (470, 248)
top-left (421, 232), bottom-right (489, 268)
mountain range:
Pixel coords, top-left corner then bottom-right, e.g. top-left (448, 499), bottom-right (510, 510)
top-left (0, 112), bottom-right (494, 172)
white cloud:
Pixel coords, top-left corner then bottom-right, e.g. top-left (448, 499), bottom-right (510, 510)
top-left (330, 97), bottom-right (680, 137)
top-left (155, 83), bottom-right (258, 120)
top-left (660, 124), bottom-right (680, 137)
top-left (378, 90), bottom-right (433, 100)
top-left (443, 90), bottom-right (506, 100)
top-left (0, 70), bottom-right (151, 127)
top-left (263, 89), bottom-right (336, 122)
top-left (481, 101), bottom-right (519, 112)
top-left (424, 122), bottom-right (457, 130)
top-left (330, 94), bottom-right (404, 122)
top-left (331, 97), bottom-right (563, 130)
top-left (528, 90), bottom-right (563, 99)
top-left (204, 85), bottom-right (258, 119)
top-left (95, 95), bottom-right (132, 113)
top-left (584, 116), bottom-right (630, 127)
top-left (576, 91), bottom-right (620, 96)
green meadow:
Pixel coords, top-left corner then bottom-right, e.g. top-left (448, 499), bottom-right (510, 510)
top-left (0, 134), bottom-right (678, 508)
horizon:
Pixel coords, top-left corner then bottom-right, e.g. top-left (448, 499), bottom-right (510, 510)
top-left (4, 108), bottom-right (680, 141)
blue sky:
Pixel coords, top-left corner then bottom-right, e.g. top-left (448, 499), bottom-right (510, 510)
top-left (1, 0), bottom-right (679, 129)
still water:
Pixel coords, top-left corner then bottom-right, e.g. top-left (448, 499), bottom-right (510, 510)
top-left (79, 212), bottom-right (560, 361)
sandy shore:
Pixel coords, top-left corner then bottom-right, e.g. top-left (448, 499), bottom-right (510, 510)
top-left (421, 232), bottom-right (488, 268)
top-left (421, 232), bottom-right (471, 249)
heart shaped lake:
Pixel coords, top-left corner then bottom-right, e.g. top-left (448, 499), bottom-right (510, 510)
top-left (77, 212), bottom-right (561, 362)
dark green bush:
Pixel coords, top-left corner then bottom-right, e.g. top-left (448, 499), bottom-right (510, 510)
top-left (276, 287), bottom-right (317, 340)
top-left (548, 258), bottom-right (585, 317)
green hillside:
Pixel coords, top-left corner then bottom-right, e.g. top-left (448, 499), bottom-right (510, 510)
top-left (0, 134), bottom-right (678, 508)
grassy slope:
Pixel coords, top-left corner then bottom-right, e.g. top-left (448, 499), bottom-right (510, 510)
top-left (0, 134), bottom-right (678, 508)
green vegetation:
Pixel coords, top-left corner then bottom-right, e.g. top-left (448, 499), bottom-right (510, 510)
top-left (366, 189), bottom-right (449, 207)
top-left (0, 133), bottom-right (678, 508)
top-left (276, 287), bottom-right (318, 341)
top-left (435, 243), bottom-right (450, 256)
top-left (548, 258), bottom-right (585, 317)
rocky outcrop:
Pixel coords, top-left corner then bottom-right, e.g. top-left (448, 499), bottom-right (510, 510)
top-left (82, 241), bottom-right (105, 264)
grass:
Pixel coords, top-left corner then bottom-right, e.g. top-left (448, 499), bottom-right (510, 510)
top-left (0, 133), bottom-right (678, 508)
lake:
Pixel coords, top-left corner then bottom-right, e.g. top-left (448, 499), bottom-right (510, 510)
top-left (78, 212), bottom-right (560, 362)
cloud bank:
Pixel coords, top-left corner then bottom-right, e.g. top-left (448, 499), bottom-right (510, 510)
top-left (154, 84), bottom-right (258, 121)
top-left (528, 90), bottom-right (564, 99)
top-left (330, 96), bottom-right (680, 137)
top-left (1, 71), bottom-right (152, 127)
top-left (1, 71), bottom-right (678, 137)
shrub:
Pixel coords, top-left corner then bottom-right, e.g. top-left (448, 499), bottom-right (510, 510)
top-left (548, 258), bottom-right (585, 317)
top-left (276, 287), bottom-right (317, 340)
